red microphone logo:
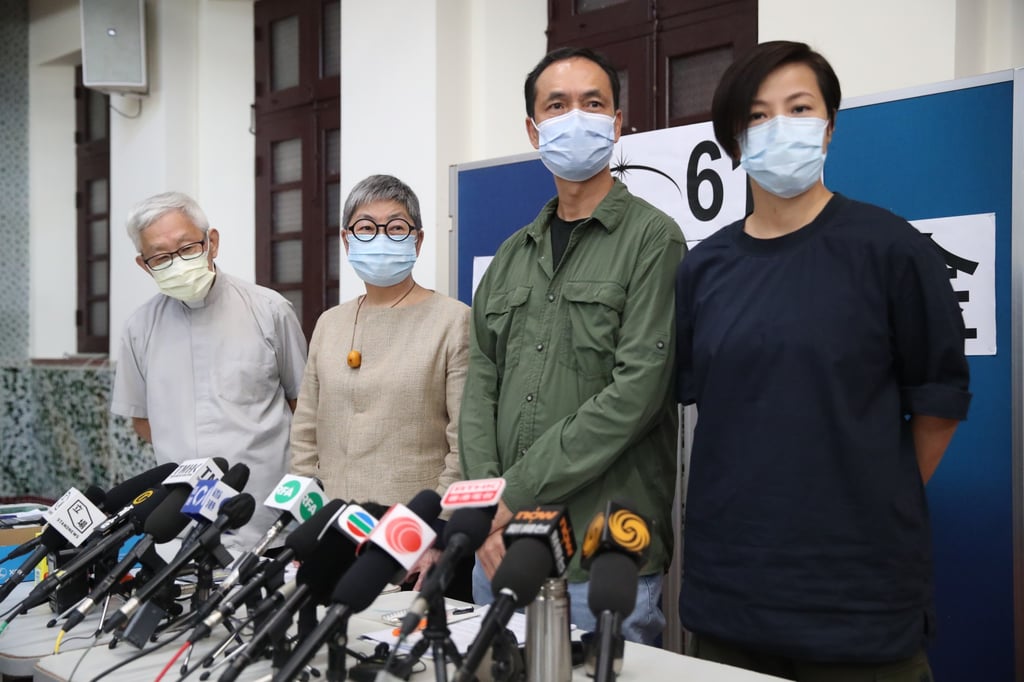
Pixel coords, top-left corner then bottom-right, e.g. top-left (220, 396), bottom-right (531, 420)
top-left (385, 517), bottom-right (424, 553)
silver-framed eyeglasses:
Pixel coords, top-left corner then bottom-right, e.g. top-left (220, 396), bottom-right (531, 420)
top-left (142, 238), bottom-right (208, 271)
top-left (346, 218), bottom-right (419, 242)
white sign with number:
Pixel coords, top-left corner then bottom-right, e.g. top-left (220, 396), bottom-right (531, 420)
top-left (613, 121), bottom-right (748, 245)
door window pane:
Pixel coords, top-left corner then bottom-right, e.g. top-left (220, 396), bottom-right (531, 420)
top-left (90, 219), bottom-right (108, 256)
top-left (327, 234), bottom-right (339, 279)
top-left (282, 289), bottom-right (303, 321)
top-left (325, 130), bottom-right (340, 176)
top-left (88, 88), bottom-right (108, 141)
top-left (272, 190), bottom-right (303, 233)
top-left (669, 47), bottom-right (732, 121)
top-left (89, 300), bottom-right (108, 336)
top-left (89, 178), bottom-right (108, 215)
top-left (90, 261), bottom-right (108, 296)
top-left (576, 0), bottom-right (629, 11)
top-left (322, 2), bottom-right (340, 77)
top-left (271, 15), bottom-right (300, 91)
top-left (326, 182), bottom-right (340, 227)
top-left (272, 138), bottom-right (302, 183)
top-left (273, 239), bottom-right (303, 283)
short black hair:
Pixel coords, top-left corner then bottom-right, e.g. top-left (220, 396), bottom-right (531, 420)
top-left (711, 41), bottom-right (842, 160)
top-left (524, 46), bottom-right (620, 119)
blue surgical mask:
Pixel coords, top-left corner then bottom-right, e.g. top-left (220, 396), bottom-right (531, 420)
top-left (739, 116), bottom-right (828, 198)
top-left (533, 109), bottom-right (617, 182)
top-left (346, 233), bottom-right (418, 287)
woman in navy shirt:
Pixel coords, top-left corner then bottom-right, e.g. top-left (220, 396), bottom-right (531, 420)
top-left (675, 41), bottom-right (971, 682)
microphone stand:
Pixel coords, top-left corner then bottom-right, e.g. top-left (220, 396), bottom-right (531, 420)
top-left (390, 590), bottom-right (462, 682)
top-left (594, 611), bottom-right (624, 682)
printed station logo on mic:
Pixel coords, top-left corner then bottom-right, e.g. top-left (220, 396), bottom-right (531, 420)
top-left (162, 458), bottom-right (225, 489)
top-left (182, 479), bottom-right (239, 523)
top-left (335, 504), bottom-right (377, 544)
top-left (43, 488), bottom-right (105, 547)
top-left (506, 506), bottom-right (576, 576)
top-left (580, 501), bottom-right (652, 570)
top-left (366, 503), bottom-right (437, 572)
top-left (441, 478), bottom-right (506, 509)
top-left (265, 475), bottom-right (326, 522)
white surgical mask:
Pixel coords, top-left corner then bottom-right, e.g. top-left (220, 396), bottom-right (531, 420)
top-left (346, 233), bottom-right (417, 287)
top-left (151, 252), bottom-right (215, 302)
top-left (739, 115), bottom-right (828, 198)
top-left (533, 109), bottom-right (617, 182)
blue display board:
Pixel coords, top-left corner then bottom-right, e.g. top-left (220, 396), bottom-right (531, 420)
top-left (451, 72), bottom-right (1020, 681)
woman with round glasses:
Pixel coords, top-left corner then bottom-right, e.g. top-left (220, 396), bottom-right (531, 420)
top-left (289, 174), bottom-right (470, 589)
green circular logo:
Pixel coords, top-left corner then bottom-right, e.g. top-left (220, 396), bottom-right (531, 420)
top-left (274, 480), bottom-right (302, 504)
top-left (300, 492), bottom-right (325, 521)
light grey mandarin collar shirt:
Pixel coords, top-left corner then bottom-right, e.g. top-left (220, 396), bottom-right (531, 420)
top-left (111, 270), bottom-right (308, 548)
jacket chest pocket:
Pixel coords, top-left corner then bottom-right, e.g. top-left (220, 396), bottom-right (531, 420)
top-left (559, 281), bottom-right (626, 380)
top-left (484, 285), bottom-right (532, 377)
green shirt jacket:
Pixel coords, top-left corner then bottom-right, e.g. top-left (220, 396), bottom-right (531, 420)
top-left (459, 179), bottom-right (686, 582)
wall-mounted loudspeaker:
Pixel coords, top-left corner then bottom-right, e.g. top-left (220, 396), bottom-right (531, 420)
top-left (80, 0), bottom-right (148, 94)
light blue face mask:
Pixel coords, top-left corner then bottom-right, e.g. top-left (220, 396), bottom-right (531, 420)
top-left (345, 233), bottom-right (418, 287)
top-left (739, 115), bottom-right (828, 198)
top-left (533, 109), bottom-right (617, 182)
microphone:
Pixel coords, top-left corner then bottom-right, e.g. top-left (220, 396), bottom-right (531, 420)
top-left (203, 475), bottom-right (327, 603)
top-left (17, 484), bottom-right (172, 613)
top-left (398, 504), bottom-right (494, 636)
top-left (454, 505), bottom-right (577, 682)
top-left (188, 496), bottom-right (348, 644)
top-left (218, 517), bottom-right (365, 682)
top-left (0, 483), bottom-right (105, 564)
top-left (84, 463), bottom-right (180, 540)
top-left (0, 486), bottom-right (106, 605)
top-left (102, 488), bottom-right (254, 634)
top-left (270, 490), bottom-right (442, 682)
top-left (582, 501), bottom-right (651, 681)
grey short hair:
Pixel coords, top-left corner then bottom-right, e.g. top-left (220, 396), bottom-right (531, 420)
top-left (125, 191), bottom-right (210, 251)
top-left (342, 175), bottom-right (422, 231)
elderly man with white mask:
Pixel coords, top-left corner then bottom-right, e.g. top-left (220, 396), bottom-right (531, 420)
top-left (111, 191), bottom-right (307, 549)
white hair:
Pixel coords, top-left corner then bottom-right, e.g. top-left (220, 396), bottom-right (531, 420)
top-left (125, 191), bottom-right (210, 251)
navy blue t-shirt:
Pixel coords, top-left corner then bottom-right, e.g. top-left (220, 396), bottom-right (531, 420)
top-left (675, 194), bottom-right (971, 662)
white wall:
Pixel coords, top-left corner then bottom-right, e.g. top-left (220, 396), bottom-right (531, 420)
top-left (26, 0), bottom-right (1021, 358)
top-left (28, 0), bottom-right (80, 358)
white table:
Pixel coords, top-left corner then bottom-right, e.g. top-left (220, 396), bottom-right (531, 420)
top-left (22, 591), bottom-right (785, 682)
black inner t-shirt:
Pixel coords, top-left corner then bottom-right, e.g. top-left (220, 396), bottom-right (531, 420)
top-left (550, 214), bottom-right (585, 268)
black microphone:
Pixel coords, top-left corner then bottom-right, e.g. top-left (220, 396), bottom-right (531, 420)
top-left (84, 463), bottom-right (179, 540)
top-left (102, 490), bottom-right (255, 633)
top-left (17, 485), bottom-right (174, 613)
top-left (219, 521), bottom-right (364, 682)
top-left (398, 504), bottom-right (494, 636)
top-left (0, 484), bottom-right (105, 564)
top-left (455, 505), bottom-right (576, 682)
top-left (0, 485), bottom-right (106, 605)
top-left (582, 501), bottom-right (651, 681)
top-left (188, 497), bottom-right (349, 644)
top-left (270, 490), bottom-right (443, 682)
top-left (454, 538), bottom-right (555, 682)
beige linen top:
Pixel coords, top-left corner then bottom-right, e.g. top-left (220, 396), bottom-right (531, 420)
top-left (290, 291), bottom-right (470, 505)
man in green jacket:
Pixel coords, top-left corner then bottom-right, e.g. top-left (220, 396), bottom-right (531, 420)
top-left (459, 46), bottom-right (685, 644)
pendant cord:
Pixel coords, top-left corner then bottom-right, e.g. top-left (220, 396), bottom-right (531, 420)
top-left (348, 280), bottom-right (417, 368)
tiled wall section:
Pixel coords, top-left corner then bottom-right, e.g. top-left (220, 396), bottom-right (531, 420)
top-left (0, 0), bottom-right (29, 362)
top-left (1, 365), bottom-right (156, 499)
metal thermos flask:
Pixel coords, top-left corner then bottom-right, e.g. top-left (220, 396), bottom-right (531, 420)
top-left (525, 577), bottom-right (572, 681)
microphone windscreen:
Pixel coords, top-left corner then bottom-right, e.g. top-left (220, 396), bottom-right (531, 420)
top-left (359, 501), bottom-right (390, 519)
top-left (406, 490), bottom-right (442, 524)
top-left (329, 546), bottom-right (395, 613)
top-left (102, 463), bottom-right (178, 511)
top-left (144, 486), bottom-right (194, 542)
top-left (221, 493), bottom-right (256, 529)
top-left (212, 457), bottom-right (229, 474)
top-left (492, 537), bottom-right (553, 607)
top-left (84, 485), bottom-right (107, 509)
top-left (296, 531), bottom-right (358, 604)
top-left (442, 506), bottom-right (493, 552)
top-left (130, 486), bottom-right (171, 524)
top-left (39, 525), bottom-right (71, 552)
top-left (221, 463), bottom-right (250, 493)
top-left (587, 552), bottom-right (639, 617)
top-left (285, 499), bottom-right (346, 560)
